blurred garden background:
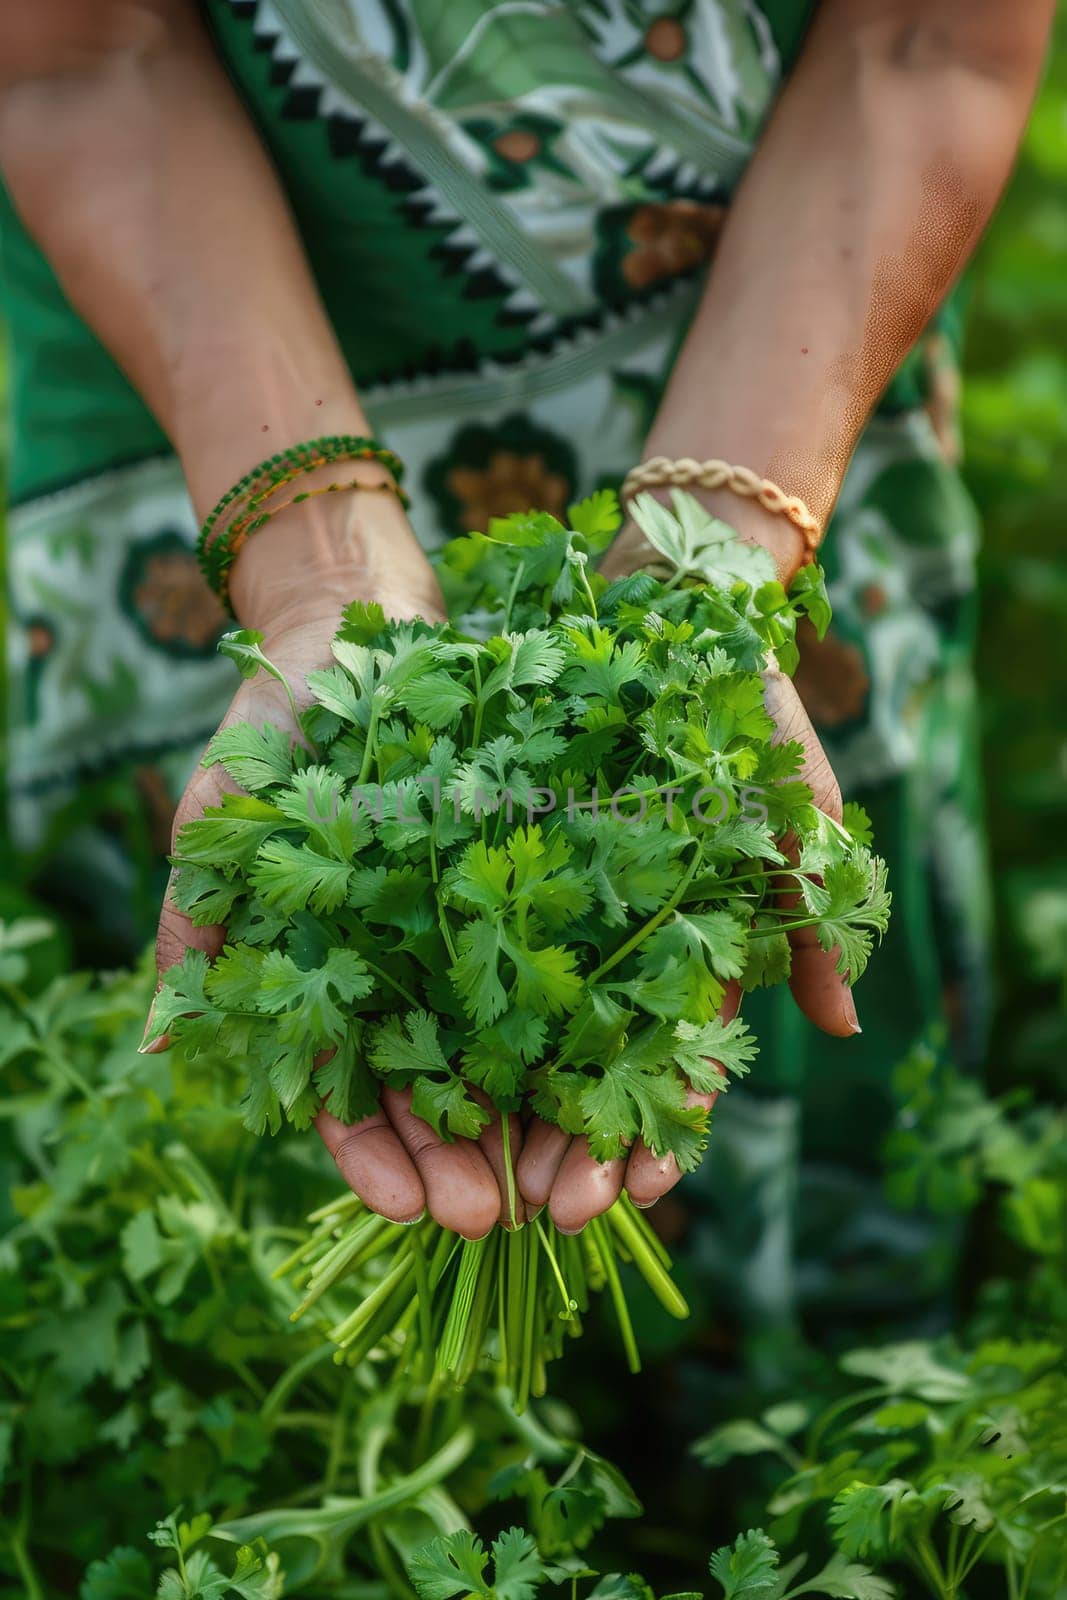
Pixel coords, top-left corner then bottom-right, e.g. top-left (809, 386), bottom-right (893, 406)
top-left (0, 15), bottom-right (1064, 1600)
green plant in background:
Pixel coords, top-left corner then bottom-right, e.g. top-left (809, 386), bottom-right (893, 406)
top-left (5, 914), bottom-right (1063, 1600)
top-left (695, 1339), bottom-right (1065, 1600)
top-left (964, 13), bottom-right (1067, 1097)
top-left (405, 1524), bottom-right (896, 1600)
top-left (691, 1038), bottom-right (1067, 1600)
top-left (82, 1511), bottom-right (283, 1600)
top-left (885, 1040), bottom-right (1066, 1338)
top-left (0, 920), bottom-right (641, 1598)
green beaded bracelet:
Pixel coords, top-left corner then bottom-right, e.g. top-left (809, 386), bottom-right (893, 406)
top-left (197, 435), bottom-right (408, 611)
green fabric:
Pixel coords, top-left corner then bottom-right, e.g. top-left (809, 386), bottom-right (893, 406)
top-left (0, 185), bottom-right (169, 505)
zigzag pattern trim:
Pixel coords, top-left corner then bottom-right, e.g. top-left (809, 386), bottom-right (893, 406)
top-left (241, 0), bottom-right (557, 336)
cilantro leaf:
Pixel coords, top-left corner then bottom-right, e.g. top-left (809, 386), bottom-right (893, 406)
top-left (567, 488), bottom-right (622, 544)
top-left (629, 492), bottom-right (777, 590)
top-left (368, 1011), bottom-right (488, 1138)
top-left (250, 838), bottom-right (351, 916)
top-left (672, 1016), bottom-right (758, 1089)
top-left (409, 1530), bottom-right (491, 1600)
top-left (708, 1528), bottom-right (782, 1598)
top-left (256, 948), bottom-right (373, 1043)
top-left (174, 793), bottom-right (287, 869)
top-left (451, 920), bottom-right (508, 1027)
top-left (203, 723), bottom-right (296, 792)
top-left (80, 1546), bottom-right (154, 1600)
top-left (491, 1528), bottom-right (545, 1600)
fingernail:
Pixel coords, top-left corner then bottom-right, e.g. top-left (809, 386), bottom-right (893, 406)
top-left (138, 997), bottom-right (168, 1054)
top-left (842, 987), bottom-right (862, 1035)
top-left (631, 1198), bottom-right (657, 1210)
top-left (555, 1224), bottom-right (582, 1236)
top-left (137, 1035), bottom-right (169, 1056)
top-left (396, 1211), bottom-right (425, 1226)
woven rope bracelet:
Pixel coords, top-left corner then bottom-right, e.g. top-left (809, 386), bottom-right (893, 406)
top-left (197, 435), bottom-right (407, 611)
top-left (218, 478), bottom-right (403, 612)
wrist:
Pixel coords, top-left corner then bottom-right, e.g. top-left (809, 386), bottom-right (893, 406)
top-left (227, 469), bottom-right (445, 634)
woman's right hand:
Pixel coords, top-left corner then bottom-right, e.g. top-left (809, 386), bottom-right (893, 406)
top-left (146, 482), bottom-right (523, 1240)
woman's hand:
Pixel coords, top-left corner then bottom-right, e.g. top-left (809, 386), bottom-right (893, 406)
top-left (513, 496), bottom-right (859, 1235)
top-left (147, 487), bottom-right (523, 1241)
top-left (603, 493), bottom-right (861, 1038)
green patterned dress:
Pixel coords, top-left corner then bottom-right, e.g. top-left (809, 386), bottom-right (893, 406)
top-left (0, 0), bottom-right (990, 1330)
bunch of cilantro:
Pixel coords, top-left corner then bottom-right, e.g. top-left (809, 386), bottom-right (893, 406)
top-left (149, 490), bottom-right (889, 1172)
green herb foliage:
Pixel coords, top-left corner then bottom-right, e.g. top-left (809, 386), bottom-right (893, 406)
top-left (0, 920), bottom-right (640, 1597)
top-left (695, 1338), bottom-right (1066, 1598)
top-left (153, 493), bottom-right (887, 1170)
top-left (2, 921), bottom-right (1062, 1599)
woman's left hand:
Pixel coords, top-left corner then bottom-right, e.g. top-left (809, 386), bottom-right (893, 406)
top-left (514, 503), bottom-right (860, 1232)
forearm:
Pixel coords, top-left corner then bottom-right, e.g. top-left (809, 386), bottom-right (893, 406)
top-left (647, 0), bottom-right (1053, 576)
top-left (0, 0), bottom-right (364, 527)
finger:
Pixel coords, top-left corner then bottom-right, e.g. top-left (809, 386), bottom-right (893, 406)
top-left (143, 761), bottom-right (235, 1049)
top-left (515, 1118), bottom-right (572, 1209)
top-left (548, 1136), bottom-right (625, 1235)
top-left (157, 749), bottom-right (244, 974)
top-left (623, 980), bottom-right (741, 1207)
top-left (762, 667), bottom-right (860, 1038)
top-left (314, 1106), bottom-right (426, 1224)
top-left (154, 872), bottom-right (226, 978)
top-left (624, 1086), bottom-right (719, 1208)
top-left (763, 664), bottom-right (843, 824)
top-left (380, 1086), bottom-right (500, 1241)
top-left (469, 1089), bottom-right (526, 1228)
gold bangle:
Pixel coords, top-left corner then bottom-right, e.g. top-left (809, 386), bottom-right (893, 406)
top-left (621, 456), bottom-right (823, 557)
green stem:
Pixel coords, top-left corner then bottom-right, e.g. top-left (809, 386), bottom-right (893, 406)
top-left (437, 1237), bottom-right (489, 1373)
top-left (414, 1374), bottom-right (443, 1467)
top-left (590, 1217), bottom-right (639, 1374)
top-left (1017, 1546), bottom-right (1039, 1600)
top-left (574, 554), bottom-right (598, 618)
top-left (217, 1425), bottom-right (476, 1550)
top-left (606, 1202), bottom-right (688, 1319)
top-left (361, 958), bottom-right (422, 1009)
top-left (946, 1522), bottom-right (961, 1592)
top-left (260, 1343), bottom-right (334, 1425)
top-left (328, 1251), bottom-right (415, 1346)
top-left (470, 656), bottom-right (486, 751)
top-left (748, 916), bottom-right (825, 937)
top-left (914, 1533), bottom-right (951, 1600)
top-left (1006, 1552), bottom-right (1021, 1600)
top-left (503, 560), bottom-right (526, 631)
top-left (589, 840), bottom-right (703, 983)
top-left (518, 1229), bottom-right (539, 1412)
top-left (274, 668), bottom-right (305, 747)
top-left (355, 698), bottom-right (382, 787)
top-left (8, 1528), bottom-right (44, 1600)
top-left (533, 1220), bottom-right (577, 1320)
top-left (408, 1229), bottom-right (435, 1385)
top-left (501, 1113), bottom-right (520, 1230)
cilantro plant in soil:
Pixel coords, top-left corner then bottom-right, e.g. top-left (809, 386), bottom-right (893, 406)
top-left (150, 490), bottom-right (889, 1394)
